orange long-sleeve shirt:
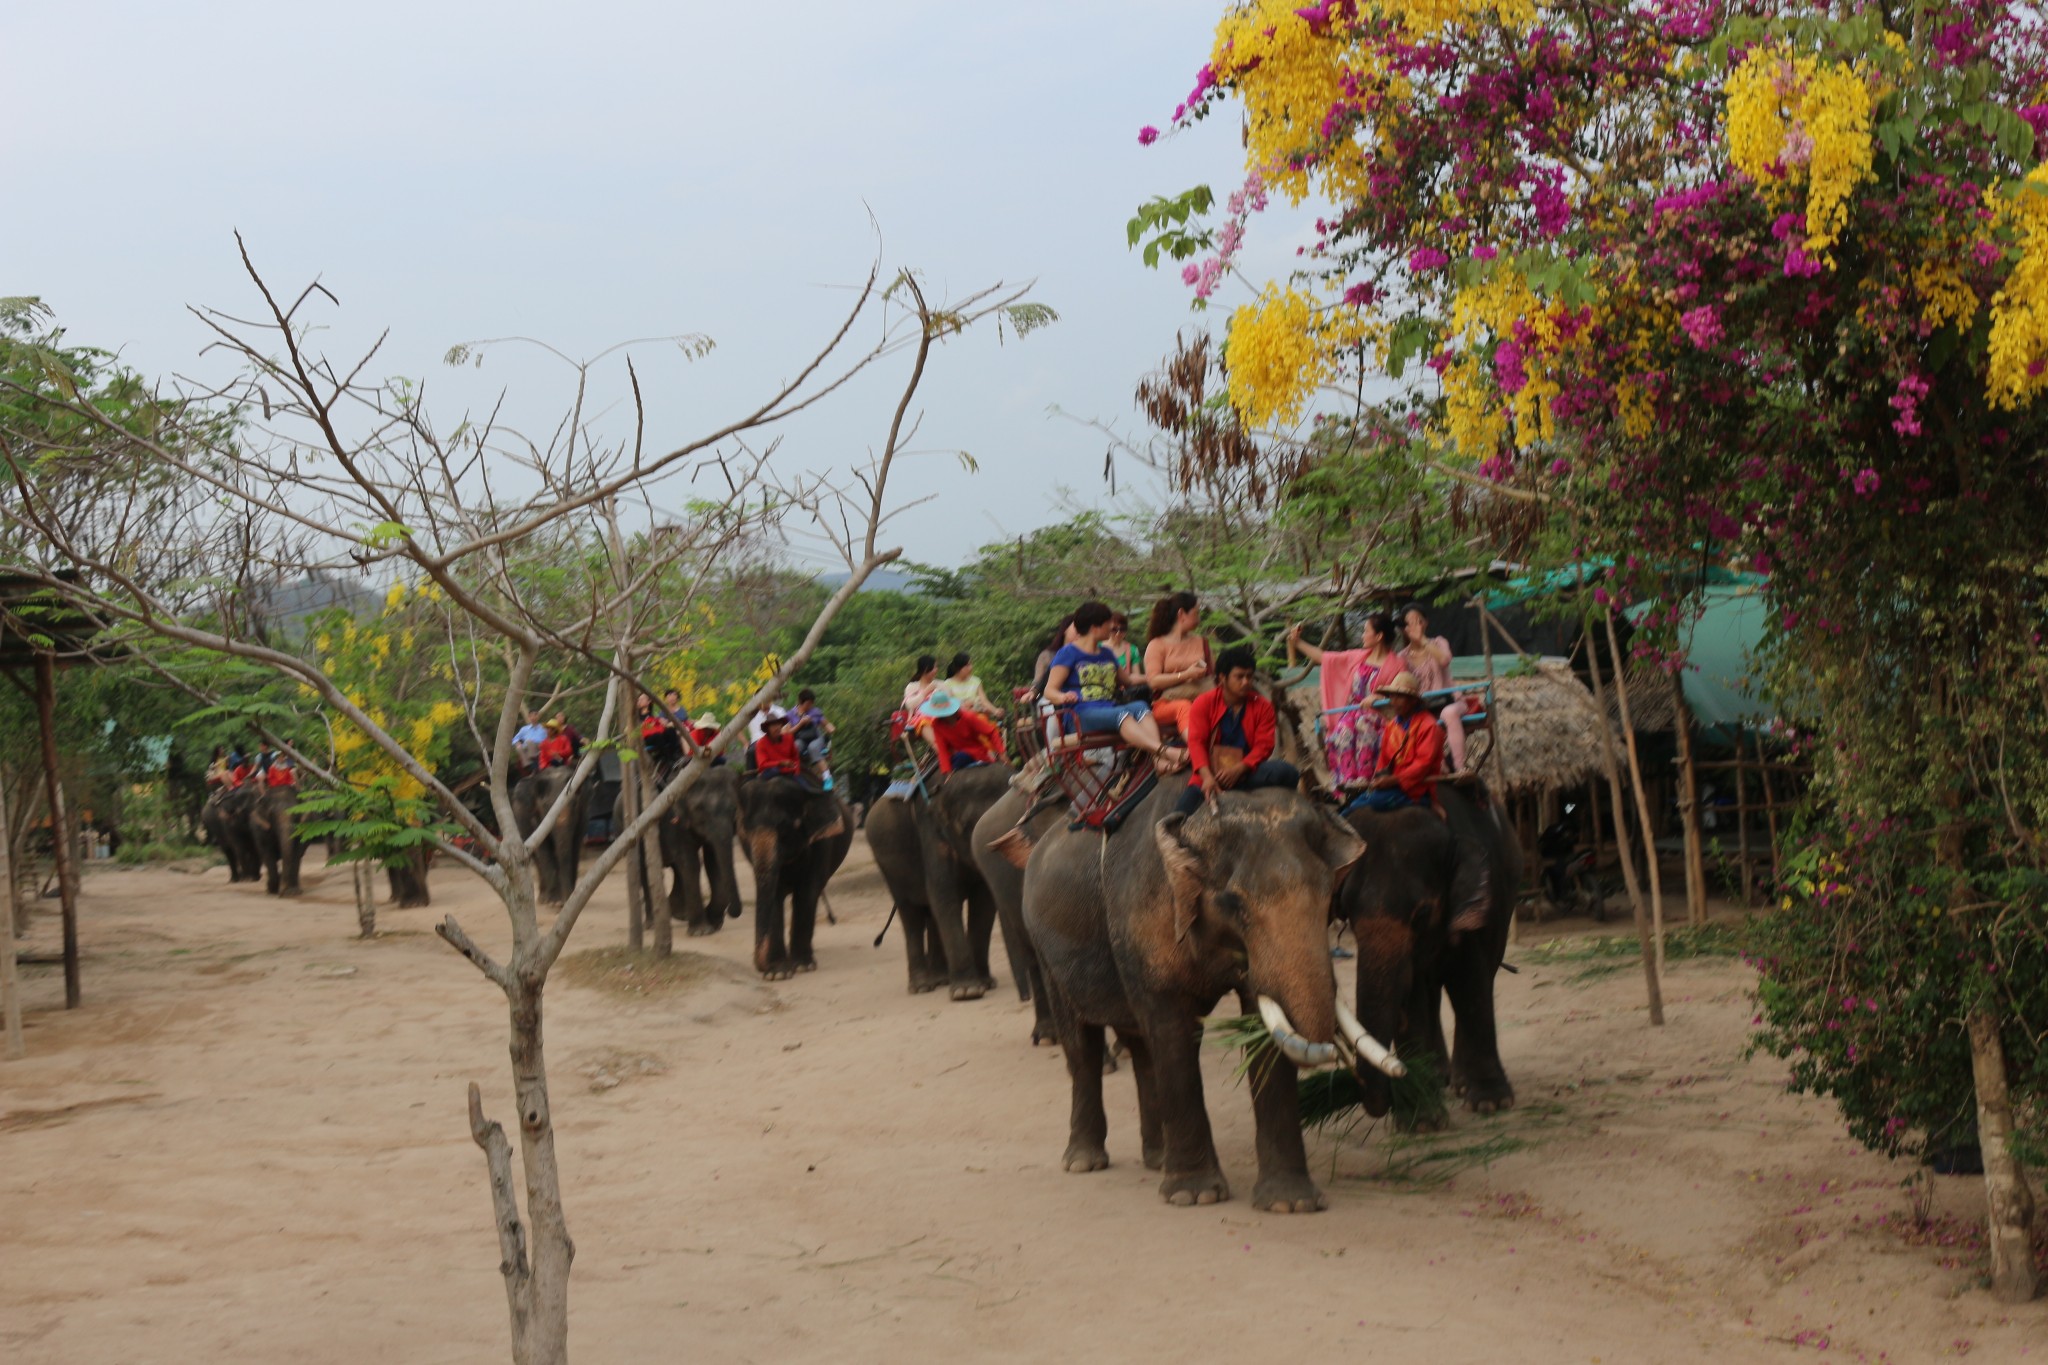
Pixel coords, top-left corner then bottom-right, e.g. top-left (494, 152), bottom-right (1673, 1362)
top-left (1375, 709), bottom-right (1445, 802)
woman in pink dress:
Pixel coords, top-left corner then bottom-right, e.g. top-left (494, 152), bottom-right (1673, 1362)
top-left (1289, 611), bottom-right (1404, 789)
top-left (1400, 602), bottom-right (1469, 774)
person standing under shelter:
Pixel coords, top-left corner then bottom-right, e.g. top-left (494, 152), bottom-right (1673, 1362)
top-left (1174, 646), bottom-right (1299, 815)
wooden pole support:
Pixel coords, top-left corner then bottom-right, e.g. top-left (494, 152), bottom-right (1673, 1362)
top-left (34, 653), bottom-right (80, 1009)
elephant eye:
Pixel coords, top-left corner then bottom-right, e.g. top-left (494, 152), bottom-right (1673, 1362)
top-left (1211, 890), bottom-right (1249, 921)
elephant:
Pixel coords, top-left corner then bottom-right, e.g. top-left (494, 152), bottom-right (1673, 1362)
top-left (511, 767), bottom-right (591, 906)
top-left (617, 763), bottom-right (742, 935)
top-left (863, 763), bottom-right (1016, 1000)
top-left (864, 794), bottom-right (951, 993)
top-left (1023, 783), bottom-right (1398, 1213)
top-left (247, 786), bottom-right (307, 897)
top-left (734, 775), bottom-right (852, 981)
top-left (969, 773), bottom-right (1071, 1044)
top-left (1338, 781), bottom-right (1522, 1127)
top-left (202, 786), bottom-right (262, 882)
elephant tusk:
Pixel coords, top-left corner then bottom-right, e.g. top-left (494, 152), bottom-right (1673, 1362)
top-left (1335, 1001), bottom-right (1407, 1078)
top-left (1256, 995), bottom-right (1338, 1070)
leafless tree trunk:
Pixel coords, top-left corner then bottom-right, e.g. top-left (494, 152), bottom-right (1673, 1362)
top-left (1603, 613), bottom-right (1665, 981)
top-left (354, 858), bottom-right (377, 939)
top-left (0, 773), bottom-right (21, 1059)
top-left (1966, 1003), bottom-right (2041, 1302)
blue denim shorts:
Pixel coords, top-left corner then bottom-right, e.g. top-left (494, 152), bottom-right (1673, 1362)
top-left (1074, 700), bottom-right (1151, 734)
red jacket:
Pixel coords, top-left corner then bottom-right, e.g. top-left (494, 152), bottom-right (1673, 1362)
top-left (753, 731), bottom-right (801, 776)
top-left (538, 734), bottom-right (575, 769)
top-left (265, 765), bottom-right (297, 787)
top-left (1183, 686), bottom-right (1276, 784)
top-left (930, 710), bottom-right (1004, 774)
top-left (1376, 709), bottom-right (1445, 801)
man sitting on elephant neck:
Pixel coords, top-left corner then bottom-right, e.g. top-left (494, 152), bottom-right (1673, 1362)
top-left (1347, 671), bottom-right (1443, 814)
top-left (752, 710), bottom-right (803, 779)
top-left (265, 754), bottom-right (297, 787)
top-left (1174, 646), bottom-right (1300, 816)
top-left (920, 689), bottom-right (1006, 775)
top-left (538, 716), bottom-right (576, 770)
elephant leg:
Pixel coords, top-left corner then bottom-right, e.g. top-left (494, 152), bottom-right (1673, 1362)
top-left (967, 884), bottom-right (998, 993)
top-left (1446, 949), bottom-right (1514, 1114)
top-left (752, 886), bottom-right (792, 980)
top-left (920, 917), bottom-right (947, 987)
top-left (1026, 955), bottom-right (1056, 1045)
top-left (1235, 990), bottom-right (1324, 1212)
top-left (923, 857), bottom-right (983, 1002)
top-left (1122, 1033), bottom-right (1166, 1171)
top-left (675, 839), bottom-right (706, 931)
top-left (899, 900), bottom-right (945, 993)
top-left (1055, 1004), bottom-right (1110, 1174)
top-left (788, 870), bottom-right (821, 972)
top-left (992, 878), bottom-right (1036, 1004)
top-left (1142, 1013), bottom-right (1228, 1206)
top-left (1393, 976), bottom-right (1451, 1132)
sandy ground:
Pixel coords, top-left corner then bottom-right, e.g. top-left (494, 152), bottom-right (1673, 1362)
top-left (2, 845), bottom-right (2042, 1365)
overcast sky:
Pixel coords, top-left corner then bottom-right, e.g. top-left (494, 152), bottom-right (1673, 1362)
top-left (4, 1), bottom-right (1318, 572)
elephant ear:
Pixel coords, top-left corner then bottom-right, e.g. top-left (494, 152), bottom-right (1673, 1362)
top-left (805, 798), bottom-right (845, 844)
top-left (1153, 813), bottom-right (1208, 944)
top-left (1311, 806), bottom-right (1368, 892)
top-left (1445, 837), bottom-right (1494, 940)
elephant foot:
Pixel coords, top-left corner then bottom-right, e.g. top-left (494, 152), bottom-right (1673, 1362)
top-left (1252, 1172), bottom-right (1329, 1214)
top-left (1142, 1143), bottom-right (1166, 1172)
top-left (1466, 1084), bottom-right (1516, 1116)
top-left (1101, 1050), bottom-right (1119, 1076)
top-left (686, 920), bottom-right (720, 938)
top-left (1395, 1104), bottom-right (1451, 1135)
top-left (1031, 1019), bottom-right (1058, 1047)
top-left (760, 965), bottom-right (797, 981)
top-left (1062, 1142), bottom-right (1110, 1174)
top-left (1158, 1168), bottom-right (1230, 1207)
top-left (948, 981), bottom-right (986, 1002)
top-left (793, 956), bottom-right (818, 974)
top-left (979, 974), bottom-right (997, 992)
top-left (909, 970), bottom-right (946, 994)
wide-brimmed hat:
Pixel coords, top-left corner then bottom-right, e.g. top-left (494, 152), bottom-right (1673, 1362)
top-left (762, 707), bottom-right (789, 727)
top-left (545, 715), bottom-right (566, 731)
top-left (919, 690), bottom-right (961, 719)
top-left (692, 711), bottom-right (719, 729)
top-left (1376, 670), bottom-right (1424, 700)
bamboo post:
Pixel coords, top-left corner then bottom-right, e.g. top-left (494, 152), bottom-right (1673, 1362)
top-left (1755, 731), bottom-right (1781, 886)
top-left (1, 773), bottom-right (21, 1059)
top-left (34, 654), bottom-right (80, 1009)
top-left (1581, 602), bottom-right (1663, 1025)
top-left (1669, 670), bottom-right (1708, 926)
top-left (1603, 615), bottom-right (1666, 979)
top-left (1735, 738), bottom-right (1753, 907)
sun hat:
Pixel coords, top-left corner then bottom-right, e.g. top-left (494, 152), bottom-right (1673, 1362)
top-left (762, 706), bottom-right (789, 726)
top-left (919, 690), bottom-right (961, 719)
top-left (692, 711), bottom-right (719, 729)
top-left (1376, 670), bottom-right (1424, 700)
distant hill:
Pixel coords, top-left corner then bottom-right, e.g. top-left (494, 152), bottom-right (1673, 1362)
top-left (818, 566), bottom-right (919, 594)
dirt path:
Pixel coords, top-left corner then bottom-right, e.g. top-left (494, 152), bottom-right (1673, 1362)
top-left (1, 849), bottom-right (2039, 1363)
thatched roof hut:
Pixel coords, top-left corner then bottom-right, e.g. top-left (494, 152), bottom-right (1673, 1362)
top-left (1469, 661), bottom-right (1611, 796)
top-left (1272, 659), bottom-right (1609, 798)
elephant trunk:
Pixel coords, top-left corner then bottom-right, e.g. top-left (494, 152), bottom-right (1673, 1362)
top-left (1351, 915), bottom-right (1415, 1117)
top-left (1257, 996), bottom-right (1339, 1069)
top-left (710, 838), bottom-right (742, 921)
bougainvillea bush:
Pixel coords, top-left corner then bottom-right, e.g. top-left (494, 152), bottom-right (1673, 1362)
top-left (1140, 0), bottom-right (2048, 1171)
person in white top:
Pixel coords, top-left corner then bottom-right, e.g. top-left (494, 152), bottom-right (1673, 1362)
top-left (943, 651), bottom-right (1002, 718)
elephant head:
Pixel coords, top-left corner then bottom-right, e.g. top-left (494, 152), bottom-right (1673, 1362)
top-left (1153, 792), bottom-right (1400, 1086)
top-left (637, 763), bottom-right (742, 931)
top-left (736, 776), bottom-right (844, 904)
top-left (1339, 788), bottom-right (1507, 1118)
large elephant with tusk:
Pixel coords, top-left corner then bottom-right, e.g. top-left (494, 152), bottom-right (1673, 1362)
top-left (1022, 783), bottom-right (1401, 1213)
top-left (1338, 781), bottom-right (1522, 1126)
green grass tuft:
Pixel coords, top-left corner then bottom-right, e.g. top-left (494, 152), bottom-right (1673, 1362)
top-left (1520, 920), bottom-right (1743, 982)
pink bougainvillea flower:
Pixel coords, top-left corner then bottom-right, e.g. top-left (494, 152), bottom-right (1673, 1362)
top-left (1138, 125), bottom-right (1160, 146)
top-left (1851, 468), bottom-right (1881, 497)
top-left (1679, 305), bottom-right (1724, 349)
top-left (1408, 246), bottom-right (1450, 271)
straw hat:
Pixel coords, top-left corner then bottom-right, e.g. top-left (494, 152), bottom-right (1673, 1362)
top-left (1376, 670), bottom-right (1424, 700)
top-left (692, 711), bottom-right (719, 729)
top-left (919, 689), bottom-right (961, 719)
